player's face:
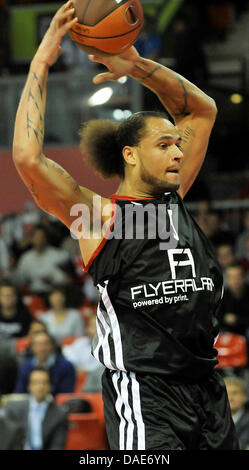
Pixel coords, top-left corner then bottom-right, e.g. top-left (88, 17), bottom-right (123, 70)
top-left (226, 384), bottom-right (246, 414)
top-left (29, 371), bottom-right (51, 402)
top-left (136, 118), bottom-right (184, 194)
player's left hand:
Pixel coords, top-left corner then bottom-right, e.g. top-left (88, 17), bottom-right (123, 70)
top-left (89, 46), bottom-right (140, 84)
top-left (33, 0), bottom-right (78, 67)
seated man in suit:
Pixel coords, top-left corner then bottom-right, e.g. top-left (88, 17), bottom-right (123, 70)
top-left (15, 331), bottom-right (76, 395)
top-left (5, 366), bottom-right (68, 450)
top-left (224, 376), bottom-right (249, 450)
top-left (0, 353), bottom-right (25, 450)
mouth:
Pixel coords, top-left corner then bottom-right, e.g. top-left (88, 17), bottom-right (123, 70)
top-left (166, 168), bottom-right (180, 174)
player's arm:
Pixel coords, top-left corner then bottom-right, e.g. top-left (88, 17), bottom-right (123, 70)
top-left (89, 47), bottom-right (217, 199)
top-left (12, 1), bottom-right (95, 228)
top-left (130, 57), bottom-right (217, 199)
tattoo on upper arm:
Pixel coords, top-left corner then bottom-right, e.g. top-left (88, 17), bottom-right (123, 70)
top-left (51, 162), bottom-right (80, 193)
top-left (181, 126), bottom-right (195, 145)
top-left (174, 77), bottom-right (191, 118)
top-left (30, 182), bottom-right (39, 202)
top-left (38, 153), bottom-right (48, 168)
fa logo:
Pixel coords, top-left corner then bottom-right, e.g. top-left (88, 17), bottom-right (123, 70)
top-left (167, 249), bottom-right (196, 279)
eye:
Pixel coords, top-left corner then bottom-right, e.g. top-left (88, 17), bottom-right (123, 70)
top-left (176, 142), bottom-right (182, 150)
top-left (159, 143), bottom-right (167, 149)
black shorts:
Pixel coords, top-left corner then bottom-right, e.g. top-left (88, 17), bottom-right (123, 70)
top-left (102, 369), bottom-right (239, 450)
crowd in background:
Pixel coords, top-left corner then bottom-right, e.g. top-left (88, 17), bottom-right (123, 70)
top-left (1, 1), bottom-right (248, 79)
top-left (1, 0), bottom-right (249, 452)
top-left (0, 202), bottom-right (249, 448)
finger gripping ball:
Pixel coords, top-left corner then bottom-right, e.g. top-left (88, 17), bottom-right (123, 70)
top-left (69, 0), bottom-right (144, 55)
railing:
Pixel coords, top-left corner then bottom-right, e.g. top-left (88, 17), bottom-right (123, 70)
top-left (0, 71), bottom-right (143, 149)
top-left (185, 199), bottom-right (249, 236)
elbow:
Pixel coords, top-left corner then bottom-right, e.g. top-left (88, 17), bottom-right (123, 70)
top-left (206, 97), bottom-right (218, 119)
top-left (13, 148), bottom-right (38, 168)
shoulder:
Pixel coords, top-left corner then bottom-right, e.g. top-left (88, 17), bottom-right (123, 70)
top-left (5, 399), bottom-right (29, 413)
top-left (18, 249), bottom-right (34, 262)
top-left (39, 310), bottom-right (53, 320)
top-left (17, 305), bottom-right (32, 320)
top-left (67, 309), bottom-right (82, 318)
top-left (47, 401), bottom-right (67, 421)
top-left (19, 358), bottom-right (34, 371)
top-left (0, 416), bottom-right (25, 449)
top-left (55, 354), bottom-right (75, 370)
top-left (47, 246), bottom-right (69, 255)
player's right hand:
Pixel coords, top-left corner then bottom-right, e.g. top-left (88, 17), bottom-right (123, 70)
top-left (33, 1), bottom-right (78, 67)
top-left (89, 46), bottom-right (140, 84)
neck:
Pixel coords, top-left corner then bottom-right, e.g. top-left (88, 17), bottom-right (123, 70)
top-left (35, 245), bottom-right (46, 254)
top-left (232, 408), bottom-right (244, 418)
top-left (116, 180), bottom-right (156, 199)
top-left (231, 286), bottom-right (244, 298)
top-left (54, 308), bottom-right (67, 315)
top-left (1, 306), bottom-right (16, 317)
top-left (38, 355), bottom-right (50, 366)
top-left (33, 396), bottom-right (46, 404)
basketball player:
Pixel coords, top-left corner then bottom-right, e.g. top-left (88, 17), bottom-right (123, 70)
top-left (12, 2), bottom-right (239, 450)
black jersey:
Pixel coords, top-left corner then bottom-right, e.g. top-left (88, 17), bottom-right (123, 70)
top-left (87, 191), bottom-right (223, 383)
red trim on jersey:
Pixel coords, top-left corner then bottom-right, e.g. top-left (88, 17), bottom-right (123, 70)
top-left (110, 194), bottom-right (156, 201)
top-left (82, 200), bottom-right (117, 273)
top-left (176, 190), bottom-right (183, 200)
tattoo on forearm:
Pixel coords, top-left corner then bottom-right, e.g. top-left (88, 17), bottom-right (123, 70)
top-left (142, 64), bottom-right (162, 81)
top-left (174, 77), bottom-right (190, 118)
top-left (33, 72), bottom-right (43, 100)
top-left (26, 72), bottom-right (45, 144)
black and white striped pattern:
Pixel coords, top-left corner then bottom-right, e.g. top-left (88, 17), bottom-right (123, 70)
top-left (93, 280), bottom-right (126, 371)
top-left (112, 370), bottom-right (146, 450)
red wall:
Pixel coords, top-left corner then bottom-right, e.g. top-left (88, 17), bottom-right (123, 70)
top-left (0, 147), bottom-right (119, 215)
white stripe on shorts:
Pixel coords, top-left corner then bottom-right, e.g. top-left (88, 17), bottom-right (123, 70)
top-left (111, 370), bottom-right (145, 450)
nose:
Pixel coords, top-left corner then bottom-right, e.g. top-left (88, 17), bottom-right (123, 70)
top-left (170, 144), bottom-right (184, 163)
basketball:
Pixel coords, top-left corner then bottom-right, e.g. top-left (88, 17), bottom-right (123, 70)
top-left (69, 0), bottom-right (144, 55)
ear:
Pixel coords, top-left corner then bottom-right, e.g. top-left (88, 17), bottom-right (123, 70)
top-left (122, 146), bottom-right (137, 167)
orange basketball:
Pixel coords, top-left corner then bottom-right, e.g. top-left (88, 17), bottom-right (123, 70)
top-left (69, 0), bottom-right (144, 55)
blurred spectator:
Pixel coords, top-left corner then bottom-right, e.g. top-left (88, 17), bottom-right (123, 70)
top-left (224, 376), bottom-right (249, 450)
top-left (0, 235), bottom-right (10, 279)
top-left (202, 210), bottom-right (234, 249)
top-left (0, 353), bottom-right (24, 450)
top-left (38, 286), bottom-right (85, 343)
top-left (5, 367), bottom-right (68, 450)
top-left (83, 275), bottom-right (99, 305)
top-left (216, 243), bottom-right (237, 271)
top-left (195, 200), bottom-right (211, 231)
top-left (17, 320), bottom-right (48, 364)
top-left (11, 202), bottom-right (41, 259)
top-left (172, 13), bottom-right (208, 84)
top-left (0, 283), bottom-right (32, 338)
top-left (219, 264), bottom-right (249, 335)
top-left (135, 15), bottom-right (162, 61)
top-left (236, 210), bottom-right (249, 259)
top-left (239, 234), bottom-right (249, 279)
top-left (28, 319), bottom-right (47, 340)
top-left (12, 225), bottom-right (72, 295)
top-left (0, 0), bottom-right (10, 75)
top-left (61, 35), bottom-right (96, 73)
top-left (15, 331), bottom-right (76, 395)
top-left (134, 14), bottom-right (163, 112)
top-left (62, 314), bottom-right (104, 393)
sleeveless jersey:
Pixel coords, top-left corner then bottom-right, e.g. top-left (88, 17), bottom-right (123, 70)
top-left (87, 191), bottom-right (223, 383)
